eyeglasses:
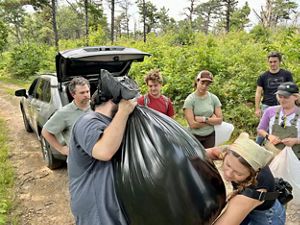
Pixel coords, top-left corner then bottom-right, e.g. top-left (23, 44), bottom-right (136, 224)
top-left (280, 116), bottom-right (287, 128)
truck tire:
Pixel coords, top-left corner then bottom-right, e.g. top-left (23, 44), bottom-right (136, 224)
top-left (40, 136), bottom-right (65, 169)
top-left (21, 107), bottom-right (33, 133)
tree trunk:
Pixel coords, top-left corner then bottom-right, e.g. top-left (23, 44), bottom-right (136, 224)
top-left (51, 0), bottom-right (59, 51)
top-left (225, 1), bottom-right (230, 32)
top-left (111, 0), bottom-right (115, 44)
top-left (143, 0), bottom-right (146, 42)
top-left (84, 0), bottom-right (89, 46)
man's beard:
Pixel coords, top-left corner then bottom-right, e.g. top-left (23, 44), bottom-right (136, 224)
top-left (80, 98), bottom-right (90, 105)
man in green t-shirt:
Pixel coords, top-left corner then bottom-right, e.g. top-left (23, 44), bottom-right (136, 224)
top-left (41, 77), bottom-right (91, 156)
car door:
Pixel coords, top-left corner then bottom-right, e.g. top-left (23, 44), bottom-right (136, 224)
top-left (24, 78), bottom-right (39, 130)
top-left (30, 78), bottom-right (52, 138)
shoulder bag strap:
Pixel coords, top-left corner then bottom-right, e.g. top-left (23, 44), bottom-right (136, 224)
top-left (274, 106), bottom-right (282, 124)
top-left (240, 188), bottom-right (279, 201)
top-left (144, 94), bottom-right (149, 107)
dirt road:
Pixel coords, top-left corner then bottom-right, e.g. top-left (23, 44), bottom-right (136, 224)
top-left (0, 82), bottom-right (299, 225)
top-left (0, 83), bottom-right (74, 225)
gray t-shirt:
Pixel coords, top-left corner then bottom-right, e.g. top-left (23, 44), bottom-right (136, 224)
top-left (183, 91), bottom-right (222, 136)
top-left (68, 111), bottom-right (128, 225)
top-left (43, 101), bottom-right (90, 145)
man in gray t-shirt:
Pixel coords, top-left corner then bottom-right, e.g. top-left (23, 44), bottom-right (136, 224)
top-left (42, 77), bottom-right (91, 156)
top-left (68, 89), bottom-right (136, 225)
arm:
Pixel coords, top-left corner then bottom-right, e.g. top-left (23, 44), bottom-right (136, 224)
top-left (213, 193), bottom-right (264, 225)
top-left (255, 86), bottom-right (263, 118)
top-left (257, 129), bottom-right (281, 145)
top-left (92, 99), bottom-right (136, 161)
top-left (41, 128), bottom-right (69, 155)
top-left (207, 106), bottom-right (223, 125)
top-left (257, 108), bottom-right (281, 145)
top-left (195, 107), bottom-right (222, 125)
top-left (184, 108), bottom-right (207, 129)
top-left (281, 137), bottom-right (300, 147)
top-left (206, 146), bottom-right (224, 160)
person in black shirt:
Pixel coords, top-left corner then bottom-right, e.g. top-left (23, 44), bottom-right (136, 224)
top-left (255, 51), bottom-right (293, 118)
top-left (206, 133), bottom-right (286, 225)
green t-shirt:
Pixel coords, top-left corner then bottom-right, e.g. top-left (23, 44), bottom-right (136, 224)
top-left (43, 101), bottom-right (91, 145)
top-left (183, 91), bottom-right (222, 136)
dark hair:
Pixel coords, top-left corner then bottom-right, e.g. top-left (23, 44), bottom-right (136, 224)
top-left (268, 51), bottom-right (282, 62)
top-left (194, 70), bottom-right (213, 88)
top-left (144, 69), bottom-right (163, 85)
top-left (68, 77), bottom-right (90, 95)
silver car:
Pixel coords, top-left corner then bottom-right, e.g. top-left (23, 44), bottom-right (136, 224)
top-left (15, 46), bottom-right (150, 169)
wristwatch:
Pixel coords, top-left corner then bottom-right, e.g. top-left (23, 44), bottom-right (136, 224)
top-left (205, 117), bottom-right (209, 122)
top-left (265, 134), bottom-right (269, 140)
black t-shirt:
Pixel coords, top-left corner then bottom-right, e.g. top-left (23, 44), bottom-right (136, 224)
top-left (257, 69), bottom-right (293, 106)
top-left (233, 166), bottom-right (276, 210)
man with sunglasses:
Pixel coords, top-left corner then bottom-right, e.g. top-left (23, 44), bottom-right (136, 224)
top-left (257, 82), bottom-right (300, 160)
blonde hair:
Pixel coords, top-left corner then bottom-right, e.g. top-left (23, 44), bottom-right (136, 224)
top-left (276, 93), bottom-right (300, 106)
top-left (295, 93), bottom-right (300, 106)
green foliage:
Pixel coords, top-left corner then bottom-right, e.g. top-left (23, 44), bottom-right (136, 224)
top-left (170, 21), bottom-right (195, 45)
top-left (136, 0), bottom-right (158, 33)
top-left (249, 25), bottom-right (271, 43)
top-left (0, 119), bottom-right (15, 225)
top-left (0, 20), bottom-right (8, 53)
top-left (89, 25), bottom-right (108, 46)
top-left (2, 26), bottom-right (300, 136)
top-left (8, 43), bottom-right (48, 79)
top-left (115, 28), bottom-right (300, 135)
top-left (56, 5), bottom-right (85, 40)
top-left (230, 2), bottom-right (251, 31)
top-left (58, 38), bottom-right (86, 51)
top-left (0, 75), bottom-right (33, 88)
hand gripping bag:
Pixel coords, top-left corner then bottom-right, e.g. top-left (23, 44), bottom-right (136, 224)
top-left (113, 107), bottom-right (226, 225)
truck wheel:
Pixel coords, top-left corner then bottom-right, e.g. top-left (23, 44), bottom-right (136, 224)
top-left (40, 136), bottom-right (65, 169)
top-left (21, 107), bottom-right (33, 133)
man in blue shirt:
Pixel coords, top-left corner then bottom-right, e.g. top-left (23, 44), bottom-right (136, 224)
top-left (68, 87), bottom-right (136, 225)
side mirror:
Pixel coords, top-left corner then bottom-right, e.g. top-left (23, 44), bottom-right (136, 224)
top-left (15, 89), bottom-right (28, 98)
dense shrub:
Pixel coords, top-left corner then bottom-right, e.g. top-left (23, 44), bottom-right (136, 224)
top-left (8, 43), bottom-right (48, 79)
top-left (116, 28), bottom-right (300, 136)
top-left (2, 28), bottom-right (300, 136)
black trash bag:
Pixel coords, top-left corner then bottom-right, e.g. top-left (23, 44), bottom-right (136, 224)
top-left (100, 69), bottom-right (140, 103)
top-left (113, 107), bottom-right (226, 225)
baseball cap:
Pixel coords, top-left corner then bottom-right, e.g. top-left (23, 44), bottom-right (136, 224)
top-left (275, 82), bottom-right (299, 97)
top-left (229, 133), bottom-right (273, 171)
top-left (197, 70), bottom-right (213, 82)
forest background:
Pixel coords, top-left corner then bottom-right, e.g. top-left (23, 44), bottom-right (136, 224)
top-left (1, 0), bottom-right (300, 137)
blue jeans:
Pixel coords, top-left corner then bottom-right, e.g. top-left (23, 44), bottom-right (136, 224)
top-left (240, 200), bottom-right (286, 225)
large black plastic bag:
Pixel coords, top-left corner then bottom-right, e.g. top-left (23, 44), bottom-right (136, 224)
top-left (113, 106), bottom-right (226, 225)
